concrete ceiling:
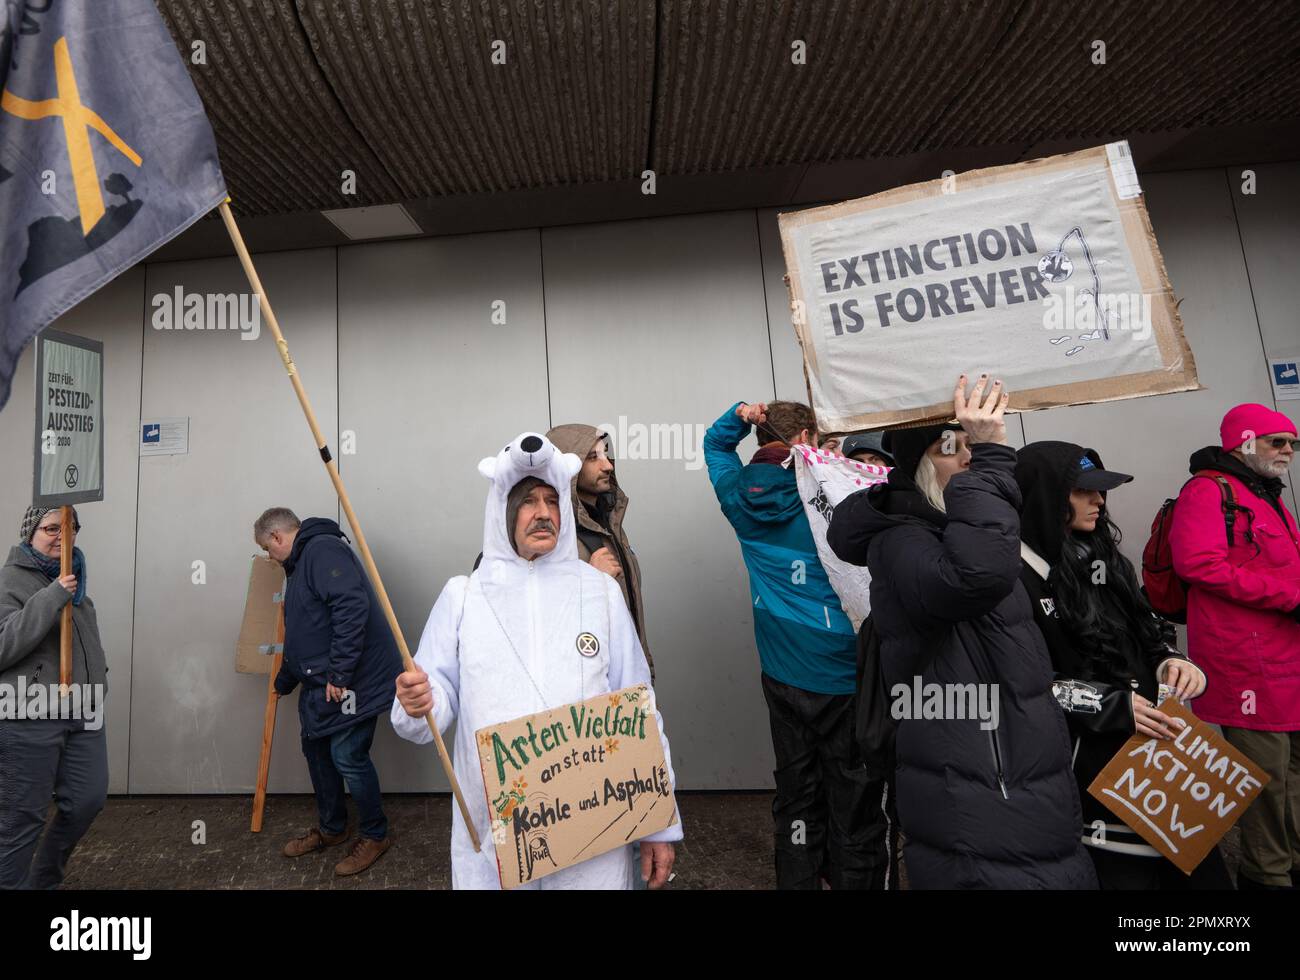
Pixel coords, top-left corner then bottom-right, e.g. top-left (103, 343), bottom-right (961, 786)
top-left (151, 0), bottom-right (1300, 260)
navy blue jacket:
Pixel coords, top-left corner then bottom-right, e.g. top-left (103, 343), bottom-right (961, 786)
top-left (275, 518), bottom-right (402, 740)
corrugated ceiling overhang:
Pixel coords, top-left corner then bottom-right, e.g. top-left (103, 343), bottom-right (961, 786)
top-left (153, 0), bottom-right (1300, 219)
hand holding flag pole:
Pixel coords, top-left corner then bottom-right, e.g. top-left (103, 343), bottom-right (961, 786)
top-left (216, 200), bottom-right (482, 852)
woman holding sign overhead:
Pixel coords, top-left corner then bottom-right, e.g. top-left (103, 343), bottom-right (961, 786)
top-left (1013, 441), bottom-right (1230, 889)
top-left (827, 375), bottom-right (1096, 889)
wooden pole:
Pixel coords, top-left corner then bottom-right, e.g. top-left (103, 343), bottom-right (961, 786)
top-left (217, 201), bottom-right (482, 851)
top-left (58, 505), bottom-right (73, 689)
top-left (251, 602), bottom-right (285, 833)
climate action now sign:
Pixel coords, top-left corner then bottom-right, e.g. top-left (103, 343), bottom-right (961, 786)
top-left (476, 684), bottom-right (678, 890)
top-left (34, 329), bottom-right (103, 506)
top-left (1088, 698), bottom-right (1269, 875)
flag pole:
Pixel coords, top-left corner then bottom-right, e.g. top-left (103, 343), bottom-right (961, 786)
top-left (217, 200), bottom-right (482, 852)
top-left (58, 505), bottom-right (73, 689)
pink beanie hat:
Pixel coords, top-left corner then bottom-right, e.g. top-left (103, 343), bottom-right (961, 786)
top-left (1220, 403), bottom-right (1297, 450)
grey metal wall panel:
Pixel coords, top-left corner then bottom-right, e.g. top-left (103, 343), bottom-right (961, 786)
top-left (1227, 161), bottom-right (1300, 517)
top-left (0, 268), bottom-right (144, 794)
top-left (335, 231), bottom-right (550, 792)
top-left (541, 211), bottom-right (777, 789)
top-left (757, 206), bottom-right (812, 404)
top-left (129, 251), bottom-right (339, 793)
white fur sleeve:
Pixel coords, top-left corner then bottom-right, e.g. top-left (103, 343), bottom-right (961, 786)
top-left (603, 575), bottom-right (684, 843)
top-left (390, 577), bottom-right (466, 745)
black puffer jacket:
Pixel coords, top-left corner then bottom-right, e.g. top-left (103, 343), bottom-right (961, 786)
top-left (828, 443), bottom-right (1096, 889)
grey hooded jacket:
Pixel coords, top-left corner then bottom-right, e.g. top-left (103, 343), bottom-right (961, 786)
top-left (0, 545), bottom-right (107, 695)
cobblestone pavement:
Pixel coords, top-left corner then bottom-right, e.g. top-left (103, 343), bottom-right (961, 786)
top-left (59, 793), bottom-right (1238, 889)
top-left (61, 793), bottom-right (778, 890)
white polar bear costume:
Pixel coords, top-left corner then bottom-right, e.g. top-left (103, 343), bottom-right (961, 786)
top-left (391, 432), bottom-right (682, 889)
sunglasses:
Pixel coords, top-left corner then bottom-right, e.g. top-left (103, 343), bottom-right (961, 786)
top-left (1259, 437), bottom-right (1299, 451)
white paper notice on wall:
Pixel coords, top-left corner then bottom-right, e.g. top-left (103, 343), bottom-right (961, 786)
top-left (1105, 141), bottom-right (1142, 200)
top-left (1270, 355), bottom-right (1300, 401)
top-left (140, 417), bottom-right (189, 456)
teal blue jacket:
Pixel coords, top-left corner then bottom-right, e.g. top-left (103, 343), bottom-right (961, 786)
top-left (704, 404), bottom-right (856, 694)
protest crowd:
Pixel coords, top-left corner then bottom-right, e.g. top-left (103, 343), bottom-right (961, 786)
top-left (2, 370), bottom-right (1295, 892)
top-left (5, 0), bottom-right (1297, 901)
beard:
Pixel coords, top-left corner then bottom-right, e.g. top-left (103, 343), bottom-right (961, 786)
top-left (1240, 451), bottom-right (1291, 479)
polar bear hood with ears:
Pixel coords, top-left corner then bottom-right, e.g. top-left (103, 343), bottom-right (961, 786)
top-left (477, 432), bottom-right (583, 565)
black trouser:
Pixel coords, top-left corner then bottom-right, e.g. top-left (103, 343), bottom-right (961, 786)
top-left (761, 673), bottom-right (893, 889)
top-left (0, 719), bottom-right (108, 889)
top-left (1088, 844), bottom-right (1233, 890)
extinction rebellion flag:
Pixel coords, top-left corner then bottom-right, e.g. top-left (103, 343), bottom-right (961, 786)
top-left (0, 0), bottom-right (226, 411)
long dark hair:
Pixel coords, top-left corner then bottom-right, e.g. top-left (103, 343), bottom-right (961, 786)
top-left (1048, 506), bottom-right (1165, 678)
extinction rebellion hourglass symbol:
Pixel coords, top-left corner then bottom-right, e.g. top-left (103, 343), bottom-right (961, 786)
top-left (63, 464), bottom-right (78, 488)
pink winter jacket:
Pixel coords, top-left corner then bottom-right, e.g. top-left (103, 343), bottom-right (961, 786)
top-left (1168, 456), bottom-right (1300, 731)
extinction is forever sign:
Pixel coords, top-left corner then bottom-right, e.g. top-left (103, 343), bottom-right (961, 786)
top-left (779, 143), bottom-right (1199, 431)
top-left (1088, 699), bottom-right (1269, 875)
top-left (476, 684), bottom-right (678, 889)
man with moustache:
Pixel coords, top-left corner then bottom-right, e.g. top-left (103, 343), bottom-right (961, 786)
top-left (392, 433), bottom-right (682, 889)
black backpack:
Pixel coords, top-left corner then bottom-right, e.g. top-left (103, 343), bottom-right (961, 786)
top-left (854, 615), bottom-right (897, 781)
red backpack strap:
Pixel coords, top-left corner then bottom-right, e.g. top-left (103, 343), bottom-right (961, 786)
top-left (1188, 470), bottom-right (1240, 547)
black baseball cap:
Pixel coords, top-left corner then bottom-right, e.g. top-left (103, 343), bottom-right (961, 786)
top-left (840, 431), bottom-right (893, 465)
top-left (1075, 451), bottom-right (1133, 491)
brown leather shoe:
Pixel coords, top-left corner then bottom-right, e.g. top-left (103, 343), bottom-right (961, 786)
top-left (283, 827), bottom-right (348, 858)
top-left (334, 836), bottom-right (392, 876)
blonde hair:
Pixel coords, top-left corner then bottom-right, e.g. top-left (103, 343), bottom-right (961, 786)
top-left (914, 453), bottom-right (947, 513)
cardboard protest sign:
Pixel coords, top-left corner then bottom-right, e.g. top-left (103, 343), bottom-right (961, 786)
top-left (1087, 698), bottom-right (1269, 874)
top-left (235, 556), bottom-right (285, 675)
top-left (476, 684), bottom-right (678, 889)
top-left (791, 445), bottom-right (889, 630)
top-left (779, 142), bottom-right (1199, 433)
